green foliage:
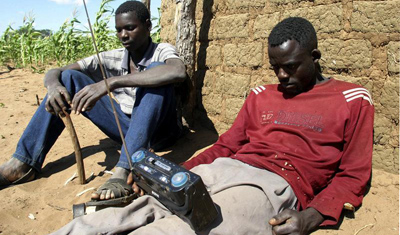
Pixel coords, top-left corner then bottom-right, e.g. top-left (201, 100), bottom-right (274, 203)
top-left (151, 8), bottom-right (162, 43)
top-left (0, 0), bottom-right (122, 72)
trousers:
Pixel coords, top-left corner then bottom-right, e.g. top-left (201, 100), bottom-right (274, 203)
top-left (52, 158), bottom-right (298, 235)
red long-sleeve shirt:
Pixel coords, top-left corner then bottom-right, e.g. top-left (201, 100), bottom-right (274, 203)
top-left (183, 78), bottom-right (374, 225)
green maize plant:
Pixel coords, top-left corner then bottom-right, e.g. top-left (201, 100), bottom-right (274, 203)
top-left (0, 26), bottom-right (19, 66)
top-left (151, 8), bottom-right (162, 43)
top-left (0, 0), bottom-right (126, 72)
top-left (92, 0), bottom-right (120, 53)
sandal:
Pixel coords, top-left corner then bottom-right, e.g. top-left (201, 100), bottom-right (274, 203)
top-left (0, 168), bottom-right (36, 188)
top-left (90, 178), bottom-right (136, 206)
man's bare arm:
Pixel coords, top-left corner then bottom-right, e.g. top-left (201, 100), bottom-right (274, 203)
top-left (108, 58), bottom-right (187, 90)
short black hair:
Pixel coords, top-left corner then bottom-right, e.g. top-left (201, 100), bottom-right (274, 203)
top-left (116, 1), bottom-right (150, 24)
top-left (268, 17), bottom-right (317, 51)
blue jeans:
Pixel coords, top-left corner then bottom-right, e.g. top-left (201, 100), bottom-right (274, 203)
top-left (13, 62), bottom-right (181, 172)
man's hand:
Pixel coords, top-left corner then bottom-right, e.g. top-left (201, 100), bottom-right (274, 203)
top-left (127, 171), bottom-right (145, 197)
top-left (45, 85), bottom-right (71, 116)
top-left (269, 208), bottom-right (324, 235)
top-left (71, 81), bottom-right (107, 114)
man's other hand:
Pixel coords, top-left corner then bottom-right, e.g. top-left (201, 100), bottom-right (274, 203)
top-left (269, 207), bottom-right (324, 235)
top-left (71, 81), bottom-right (107, 114)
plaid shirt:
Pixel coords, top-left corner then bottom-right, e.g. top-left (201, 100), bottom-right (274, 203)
top-left (77, 41), bottom-right (181, 114)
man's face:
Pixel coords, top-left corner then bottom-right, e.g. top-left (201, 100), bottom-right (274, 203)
top-left (268, 40), bottom-right (319, 95)
top-left (115, 11), bottom-right (150, 52)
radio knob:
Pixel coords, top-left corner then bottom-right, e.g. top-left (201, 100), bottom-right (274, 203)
top-left (171, 172), bottom-right (188, 187)
top-left (131, 150), bottom-right (145, 163)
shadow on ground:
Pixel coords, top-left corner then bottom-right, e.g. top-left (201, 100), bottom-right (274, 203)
top-left (39, 126), bottom-right (218, 178)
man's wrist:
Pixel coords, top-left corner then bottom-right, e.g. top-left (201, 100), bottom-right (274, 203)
top-left (303, 207), bottom-right (324, 231)
top-left (107, 77), bottom-right (119, 92)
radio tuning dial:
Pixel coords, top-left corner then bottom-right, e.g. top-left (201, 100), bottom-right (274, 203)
top-left (171, 172), bottom-right (188, 187)
top-left (131, 150), bottom-right (145, 163)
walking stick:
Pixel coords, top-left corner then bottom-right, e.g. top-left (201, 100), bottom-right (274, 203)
top-left (59, 111), bottom-right (86, 184)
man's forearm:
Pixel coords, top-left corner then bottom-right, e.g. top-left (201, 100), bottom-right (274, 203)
top-left (109, 62), bottom-right (186, 90)
top-left (44, 68), bottom-right (63, 89)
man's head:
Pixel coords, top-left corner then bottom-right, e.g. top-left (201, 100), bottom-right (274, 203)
top-left (268, 17), bottom-right (323, 95)
top-left (115, 1), bottom-right (151, 52)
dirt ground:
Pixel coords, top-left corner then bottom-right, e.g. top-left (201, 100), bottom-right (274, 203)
top-left (0, 69), bottom-right (398, 235)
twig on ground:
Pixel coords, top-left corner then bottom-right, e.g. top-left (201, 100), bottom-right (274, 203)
top-left (47, 203), bottom-right (67, 211)
top-left (354, 224), bottom-right (374, 235)
top-left (35, 94), bottom-right (40, 106)
top-left (64, 172), bottom-right (77, 186)
top-left (86, 172), bottom-right (95, 182)
top-left (76, 187), bottom-right (96, 197)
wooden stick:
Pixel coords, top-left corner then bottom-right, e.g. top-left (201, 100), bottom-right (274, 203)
top-left (60, 111), bottom-right (86, 184)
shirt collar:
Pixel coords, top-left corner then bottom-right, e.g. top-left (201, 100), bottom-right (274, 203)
top-left (121, 38), bottom-right (157, 72)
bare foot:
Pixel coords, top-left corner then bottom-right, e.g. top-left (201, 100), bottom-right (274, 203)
top-left (91, 167), bottom-right (130, 200)
top-left (0, 158), bottom-right (34, 185)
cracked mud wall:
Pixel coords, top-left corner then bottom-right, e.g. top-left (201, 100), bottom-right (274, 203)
top-left (160, 0), bottom-right (400, 173)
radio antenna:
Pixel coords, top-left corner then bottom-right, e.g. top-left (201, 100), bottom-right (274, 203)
top-left (82, 0), bottom-right (133, 170)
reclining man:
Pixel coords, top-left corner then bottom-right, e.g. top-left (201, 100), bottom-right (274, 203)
top-left (0, 1), bottom-right (187, 204)
top-left (53, 17), bottom-right (374, 234)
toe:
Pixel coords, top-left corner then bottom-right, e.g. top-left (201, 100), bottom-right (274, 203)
top-left (105, 190), bottom-right (112, 200)
top-left (91, 193), bottom-right (100, 200)
top-left (100, 191), bottom-right (107, 200)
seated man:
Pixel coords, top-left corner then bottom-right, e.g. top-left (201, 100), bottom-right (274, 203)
top-left (0, 1), bottom-right (187, 204)
top-left (52, 17), bottom-right (374, 235)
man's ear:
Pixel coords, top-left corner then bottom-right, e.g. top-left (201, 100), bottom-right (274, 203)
top-left (311, 49), bottom-right (321, 64)
top-left (145, 19), bottom-right (152, 31)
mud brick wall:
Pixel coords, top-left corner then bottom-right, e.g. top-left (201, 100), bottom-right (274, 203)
top-left (160, 0), bottom-right (400, 173)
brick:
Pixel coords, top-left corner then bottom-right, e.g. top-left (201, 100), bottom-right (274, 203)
top-left (351, 1), bottom-right (400, 33)
top-left (254, 13), bottom-right (281, 39)
top-left (201, 70), bottom-right (215, 95)
top-left (282, 4), bottom-right (343, 33)
top-left (387, 41), bottom-right (400, 73)
top-left (213, 14), bottom-right (249, 39)
top-left (202, 93), bottom-right (223, 115)
top-left (206, 45), bottom-right (222, 67)
top-left (319, 39), bottom-right (372, 69)
top-left (223, 73), bottom-right (251, 97)
top-left (225, 0), bottom-right (265, 9)
top-left (334, 75), bottom-right (373, 92)
top-left (270, 0), bottom-right (302, 4)
top-left (374, 115), bottom-right (392, 145)
top-left (223, 43), bottom-right (264, 67)
top-left (251, 72), bottom-right (277, 89)
top-left (373, 143), bottom-right (398, 173)
top-left (214, 71), bottom-right (225, 95)
top-left (378, 76), bottom-right (399, 120)
top-left (160, 25), bottom-right (176, 43)
top-left (224, 97), bottom-right (245, 123)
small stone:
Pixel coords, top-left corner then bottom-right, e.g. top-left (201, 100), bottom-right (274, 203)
top-left (28, 213), bottom-right (35, 220)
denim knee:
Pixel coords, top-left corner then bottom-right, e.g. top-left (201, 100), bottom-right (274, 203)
top-left (60, 70), bottom-right (94, 94)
